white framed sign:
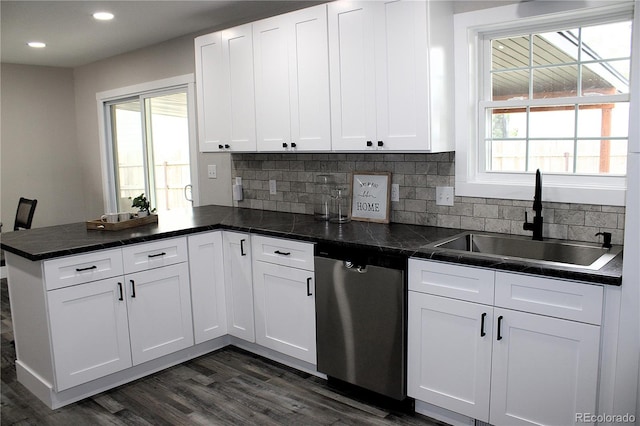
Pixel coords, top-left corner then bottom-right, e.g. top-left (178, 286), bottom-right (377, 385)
top-left (351, 172), bottom-right (391, 224)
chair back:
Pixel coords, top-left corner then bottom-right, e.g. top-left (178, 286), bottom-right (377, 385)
top-left (14, 197), bottom-right (37, 231)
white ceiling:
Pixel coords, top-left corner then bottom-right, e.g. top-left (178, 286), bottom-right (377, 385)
top-left (1, 1), bottom-right (323, 68)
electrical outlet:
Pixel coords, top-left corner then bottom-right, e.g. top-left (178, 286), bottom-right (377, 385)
top-left (269, 179), bottom-right (277, 195)
top-left (436, 186), bottom-right (454, 206)
top-left (391, 184), bottom-right (400, 202)
top-left (207, 164), bottom-right (217, 179)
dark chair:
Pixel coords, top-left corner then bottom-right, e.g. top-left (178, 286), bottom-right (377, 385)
top-left (13, 197), bottom-right (37, 231)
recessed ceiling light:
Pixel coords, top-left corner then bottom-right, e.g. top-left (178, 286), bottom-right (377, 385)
top-left (27, 42), bottom-right (46, 48)
top-left (93, 11), bottom-right (114, 21)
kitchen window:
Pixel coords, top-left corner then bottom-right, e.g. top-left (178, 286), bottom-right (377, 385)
top-left (454, 2), bottom-right (634, 206)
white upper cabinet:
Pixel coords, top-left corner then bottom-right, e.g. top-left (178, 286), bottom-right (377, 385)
top-left (328, 0), bottom-right (454, 152)
top-left (195, 24), bottom-right (256, 152)
top-left (253, 5), bottom-right (331, 152)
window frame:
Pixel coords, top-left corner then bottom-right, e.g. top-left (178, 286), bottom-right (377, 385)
top-left (454, 1), bottom-right (634, 206)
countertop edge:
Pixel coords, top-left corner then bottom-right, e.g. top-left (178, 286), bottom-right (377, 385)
top-left (0, 206), bottom-right (623, 286)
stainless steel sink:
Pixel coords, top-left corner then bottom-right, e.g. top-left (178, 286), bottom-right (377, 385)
top-left (428, 232), bottom-right (622, 270)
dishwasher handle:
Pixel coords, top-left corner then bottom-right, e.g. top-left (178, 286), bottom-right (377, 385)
top-left (344, 261), bottom-right (367, 273)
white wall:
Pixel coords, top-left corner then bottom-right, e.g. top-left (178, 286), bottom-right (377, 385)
top-left (0, 64), bottom-right (86, 228)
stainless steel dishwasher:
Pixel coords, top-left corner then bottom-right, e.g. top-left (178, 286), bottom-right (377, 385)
top-left (315, 242), bottom-right (407, 400)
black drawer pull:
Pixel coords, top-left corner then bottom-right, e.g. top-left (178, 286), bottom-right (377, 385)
top-left (76, 265), bottom-right (97, 272)
top-left (291, 142), bottom-right (297, 148)
top-left (480, 312), bottom-right (487, 337)
top-left (497, 315), bottom-right (503, 341)
top-left (117, 282), bottom-right (124, 301)
top-left (274, 250), bottom-right (291, 256)
top-left (307, 277), bottom-right (312, 296)
top-left (240, 239), bottom-right (246, 256)
top-left (225, 144), bottom-right (230, 149)
top-left (130, 280), bottom-right (136, 298)
top-left (377, 141), bottom-right (384, 147)
top-left (218, 144), bottom-right (224, 149)
top-left (282, 143), bottom-right (288, 148)
top-left (148, 252), bottom-right (166, 258)
top-left (366, 141), bottom-right (373, 147)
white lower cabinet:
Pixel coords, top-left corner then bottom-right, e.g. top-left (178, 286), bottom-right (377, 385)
top-left (489, 307), bottom-right (600, 426)
top-left (47, 277), bottom-right (132, 391)
top-left (125, 263), bottom-right (194, 365)
top-left (222, 231), bottom-right (255, 342)
top-left (408, 259), bottom-right (602, 426)
top-left (408, 292), bottom-right (493, 421)
top-left (188, 232), bottom-right (227, 344)
top-left (252, 260), bottom-right (316, 364)
top-left (46, 240), bottom-right (193, 391)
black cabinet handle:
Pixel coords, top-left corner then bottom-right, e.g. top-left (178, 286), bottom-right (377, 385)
top-left (218, 144), bottom-right (224, 149)
top-left (225, 144), bottom-right (230, 149)
top-left (130, 280), bottom-right (136, 298)
top-left (274, 250), bottom-right (291, 256)
top-left (148, 252), bottom-right (166, 258)
top-left (307, 277), bottom-right (312, 296)
top-left (377, 141), bottom-right (384, 147)
top-left (497, 315), bottom-right (503, 340)
top-left (366, 141), bottom-right (373, 147)
top-left (117, 282), bottom-right (123, 301)
top-left (282, 143), bottom-right (288, 148)
top-left (291, 142), bottom-right (297, 148)
top-left (76, 265), bottom-right (97, 272)
top-left (240, 239), bottom-right (246, 256)
top-left (480, 312), bottom-right (487, 337)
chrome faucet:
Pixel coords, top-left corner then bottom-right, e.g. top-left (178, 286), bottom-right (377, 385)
top-left (523, 169), bottom-right (543, 241)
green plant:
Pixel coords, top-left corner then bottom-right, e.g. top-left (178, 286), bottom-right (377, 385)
top-left (130, 193), bottom-right (153, 213)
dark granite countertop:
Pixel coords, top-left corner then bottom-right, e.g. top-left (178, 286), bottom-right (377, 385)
top-left (0, 205), bottom-right (623, 285)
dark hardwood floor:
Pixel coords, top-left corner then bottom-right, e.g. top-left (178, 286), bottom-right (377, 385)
top-left (1, 278), bottom-right (447, 425)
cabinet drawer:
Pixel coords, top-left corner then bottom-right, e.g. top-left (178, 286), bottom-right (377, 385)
top-left (251, 235), bottom-right (314, 271)
top-left (494, 272), bottom-right (603, 325)
top-left (408, 259), bottom-right (494, 305)
top-left (122, 238), bottom-right (187, 274)
top-left (44, 249), bottom-right (124, 290)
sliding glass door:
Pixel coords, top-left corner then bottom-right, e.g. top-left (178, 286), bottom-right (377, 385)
top-left (108, 89), bottom-right (193, 213)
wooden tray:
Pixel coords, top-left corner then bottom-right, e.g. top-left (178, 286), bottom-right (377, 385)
top-left (86, 214), bottom-right (158, 231)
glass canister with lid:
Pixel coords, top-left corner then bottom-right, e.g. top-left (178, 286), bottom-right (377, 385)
top-left (329, 186), bottom-right (351, 224)
top-left (314, 174), bottom-right (336, 221)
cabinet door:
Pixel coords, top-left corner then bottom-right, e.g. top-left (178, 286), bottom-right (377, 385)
top-left (222, 24), bottom-right (257, 152)
top-left (287, 5), bottom-right (331, 151)
top-left (48, 278), bottom-right (132, 391)
top-left (408, 292), bottom-right (492, 422)
top-left (253, 261), bottom-right (316, 364)
top-left (222, 231), bottom-right (255, 342)
top-left (328, 1), bottom-right (377, 151)
top-left (253, 15), bottom-right (292, 151)
top-left (489, 308), bottom-right (600, 426)
top-left (188, 232), bottom-right (227, 344)
top-left (195, 31), bottom-right (228, 152)
top-left (373, 0), bottom-right (429, 151)
top-left (126, 263), bottom-right (194, 365)
top-left (195, 25), bottom-right (256, 152)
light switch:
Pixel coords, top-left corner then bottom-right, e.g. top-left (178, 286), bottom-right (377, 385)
top-left (207, 165), bottom-right (217, 179)
top-left (436, 186), bottom-right (454, 206)
top-left (391, 184), bottom-right (400, 202)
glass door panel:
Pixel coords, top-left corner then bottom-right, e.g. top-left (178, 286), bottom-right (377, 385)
top-left (146, 92), bottom-right (191, 211)
top-left (111, 100), bottom-right (146, 211)
top-left (109, 89), bottom-right (192, 214)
